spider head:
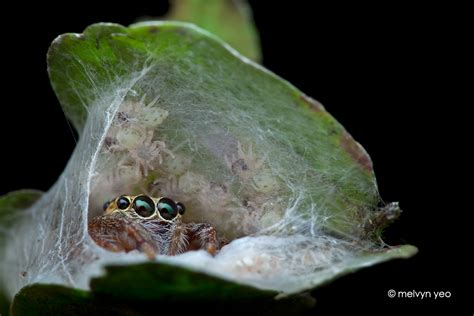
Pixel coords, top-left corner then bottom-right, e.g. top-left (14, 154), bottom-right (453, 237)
top-left (103, 195), bottom-right (185, 222)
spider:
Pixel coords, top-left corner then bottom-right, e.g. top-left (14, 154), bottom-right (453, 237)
top-left (112, 127), bottom-right (174, 177)
top-left (115, 96), bottom-right (169, 129)
top-left (224, 141), bottom-right (265, 181)
top-left (224, 141), bottom-right (280, 193)
top-left (88, 195), bottom-right (221, 259)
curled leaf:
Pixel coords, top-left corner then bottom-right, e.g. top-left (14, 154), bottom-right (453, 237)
top-left (0, 21), bottom-right (416, 313)
top-left (165, 0), bottom-right (261, 61)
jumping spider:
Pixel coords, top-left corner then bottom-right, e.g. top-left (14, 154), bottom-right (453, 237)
top-left (88, 194), bottom-right (220, 259)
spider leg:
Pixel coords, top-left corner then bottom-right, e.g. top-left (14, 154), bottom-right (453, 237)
top-left (88, 215), bottom-right (158, 259)
top-left (88, 228), bottom-right (124, 253)
top-left (153, 145), bottom-right (164, 165)
top-left (146, 94), bottom-right (160, 107)
top-left (144, 129), bottom-right (154, 144)
top-left (186, 223), bottom-right (219, 255)
top-left (124, 224), bottom-right (157, 259)
top-left (167, 223), bottom-right (189, 255)
top-left (152, 140), bottom-right (175, 161)
top-left (115, 156), bottom-right (131, 178)
top-left (141, 158), bottom-right (155, 177)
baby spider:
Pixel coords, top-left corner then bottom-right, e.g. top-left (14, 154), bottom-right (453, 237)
top-left (225, 141), bottom-right (265, 181)
top-left (225, 141), bottom-right (280, 194)
top-left (116, 96), bottom-right (169, 129)
top-left (113, 127), bottom-right (174, 177)
top-left (88, 195), bottom-right (221, 259)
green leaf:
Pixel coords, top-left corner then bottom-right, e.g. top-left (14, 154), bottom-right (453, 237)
top-left (0, 190), bottom-right (42, 221)
top-left (90, 262), bottom-right (276, 300)
top-left (316, 245), bottom-right (418, 289)
top-left (11, 262), bottom-right (314, 315)
top-left (8, 248), bottom-right (416, 314)
top-left (0, 189), bottom-right (43, 252)
top-left (4, 21), bottom-right (417, 313)
top-left (165, 0), bottom-right (261, 62)
top-left (0, 190), bottom-right (42, 315)
top-left (11, 285), bottom-right (94, 316)
top-left (0, 290), bottom-right (10, 316)
top-left (48, 21), bottom-right (379, 237)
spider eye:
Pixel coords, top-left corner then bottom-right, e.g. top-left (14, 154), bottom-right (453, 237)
top-left (133, 195), bottom-right (156, 218)
top-left (103, 201), bottom-right (111, 211)
top-left (117, 196), bottom-right (131, 210)
top-left (157, 197), bottom-right (178, 220)
top-left (177, 202), bottom-right (186, 215)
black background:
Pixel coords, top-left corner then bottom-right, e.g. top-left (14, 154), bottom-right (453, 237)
top-left (0, 1), bottom-right (468, 314)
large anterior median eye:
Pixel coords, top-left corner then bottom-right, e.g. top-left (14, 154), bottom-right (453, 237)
top-left (133, 195), bottom-right (156, 218)
top-left (157, 197), bottom-right (178, 220)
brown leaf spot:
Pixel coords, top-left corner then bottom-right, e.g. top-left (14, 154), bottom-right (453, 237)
top-left (300, 94), bottom-right (324, 112)
top-left (340, 131), bottom-right (373, 171)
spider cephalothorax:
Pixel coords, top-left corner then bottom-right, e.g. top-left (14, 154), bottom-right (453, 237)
top-left (88, 194), bottom-right (221, 259)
